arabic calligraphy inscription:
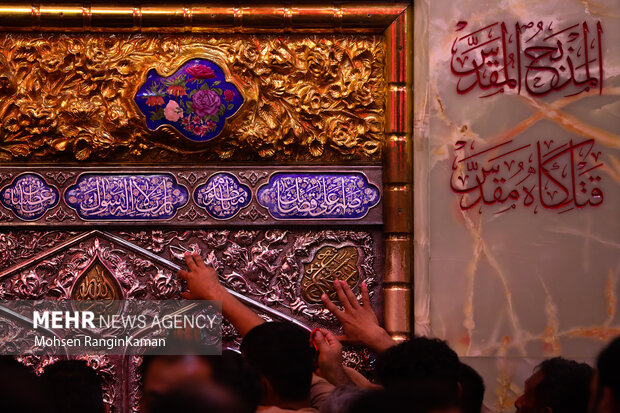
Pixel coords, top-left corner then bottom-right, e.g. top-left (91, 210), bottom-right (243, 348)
top-left (72, 259), bottom-right (123, 301)
top-left (194, 173), bottom-right (251, 220)
top-left (451, 21), bottom-right (603, 97)
top-left (0, 174), bottom-right (59, 220)
top-left (450, 138), bottom-right (605, 214)
top-left (257, 173), bottom-right (380, 220)
top-left (301, 245), bottom-right (360, 304)
top-left (65, 174), bottom-right (188, 220)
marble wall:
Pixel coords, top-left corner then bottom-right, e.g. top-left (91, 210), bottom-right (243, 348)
top-left (414, 0), bottom-right (620, 411)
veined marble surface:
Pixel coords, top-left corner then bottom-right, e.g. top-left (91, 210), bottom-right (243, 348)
top-left (414, 0), bottom-right (620, 411)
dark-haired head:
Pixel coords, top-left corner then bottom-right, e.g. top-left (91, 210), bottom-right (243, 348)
top-left (374, 337), bottom-right (462, 412)
top-left (459, 363), bottom-right (485, 413)
top-left (241, 322), bottom-right (314, 405)
top-left (42, 359), bottom-right (105, 413)
top-left (592, 336), bottom-right (620, 413)
top-left (0, 356), bottom-right (47, 413)
top-left (515, 357), bottom-right (593, 413)
top-left (141, 340), bottom-right (261, 413)
top-left (147, 382), bottom-right (244, 413)
top-left (376, 336), bottom-right (460, 387)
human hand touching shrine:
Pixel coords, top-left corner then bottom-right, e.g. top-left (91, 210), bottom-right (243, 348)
top-left (178, 252), bottom-right (225, 301)
top-left (312, 328), bottom-right (351, 386)
top-left (321, 280), bottom-right (395, 354)
top-left (177, 251), bottom-right (264, 336)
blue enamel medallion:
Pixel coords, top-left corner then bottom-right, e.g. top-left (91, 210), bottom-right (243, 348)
top-left (257, 173), bottom-right (380, 219)
top-left (135, 58), bottom-right (243, 142)
top-left (65, 174), bottom-right (189, 220)
top-left (194, 173), bottom-right (251, 220)
top-left (0, 174), bottom-right (59, 220)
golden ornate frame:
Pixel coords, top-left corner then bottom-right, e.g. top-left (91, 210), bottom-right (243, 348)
top-left (0, 2), bottom-right (413, 340)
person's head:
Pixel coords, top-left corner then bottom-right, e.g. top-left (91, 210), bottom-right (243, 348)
top-left (345, 387), bottom-right (462, 413)
top-left (147, 382), bottom-right (245, 413)
top-left (591, 336), bottom-right (620, 413)
top-left (459, 362), bottom-right (485, 413)
top-left (240, 322), bottom-right (315, 406)
top-left (0, 356), bottom-right (47, 413)
top-left (141, 353), bottom-right (214, 406)
top-left (42, 359), bottom-right (105, 413)
top-left (345, 389), bottom-right (410, 413)
top-left (375, 337), bottom-right (462, 413)
top-left (141, 344), bottom-right (261, 413)
top-left (377, 336), bottom-right (460, 385)
top-left (515, 357), bottom-right (593, 413)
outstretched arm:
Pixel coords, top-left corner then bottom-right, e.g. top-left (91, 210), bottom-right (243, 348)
top-left (321, 280), bottom-right (396, 354)
top-left (177, 252), bottom-right (264, 337)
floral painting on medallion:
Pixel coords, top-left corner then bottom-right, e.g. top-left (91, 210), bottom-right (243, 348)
top-left (0, 34), bottom-right (384, 163)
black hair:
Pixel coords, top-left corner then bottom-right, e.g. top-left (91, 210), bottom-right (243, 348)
top-left (0, 356), bottom-right (47, 413)
top-left (141, 341), bottom-right (261, 413)
top-left (147, 382), bottom-right (245, 413)
top-left (42, 359), bottom-right (105, 413)
top-left (375, 337), bottom-right (462, 412)
top-left (534, 357), bottom-right (593, 413)
top-left (345, 389), bottom-right (409, 413)
top-left (597, 337), bottom-right (620, 413)
top-left (214, 350), bottom-right (262, 412)
top-left (240, 322), bottom-right (315, 403)
top-left (346, 384), bottom-right (460, 413)
top-left (459, 362), bottom-right (485, 413)
top-left (376, 336), bottom-right (461, 388)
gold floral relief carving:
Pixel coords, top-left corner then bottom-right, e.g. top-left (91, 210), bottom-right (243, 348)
top-left (0, 34), bottom-right (384, 163)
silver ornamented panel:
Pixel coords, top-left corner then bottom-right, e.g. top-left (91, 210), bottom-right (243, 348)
top-left (0, 228), bottom-right (382, 412)
top-left (0, 167), bottom-right (382, 226)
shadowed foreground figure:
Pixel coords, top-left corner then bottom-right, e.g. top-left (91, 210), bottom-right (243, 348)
top-left (241, 322), bottom-right (318, 412)
top-left (42, 359), bottom-right (106, 413)
top-left (515, 357), bottom-right (593, 413)
top-left (0, 356), bottom-right (47, 413)
top-left (591, 336), bottom-right (620, 413)
top-left (141, 343), bottom-right (261, 413)
top-left (459, 363), bottom-right (485, 413)
top-left (148, 382), bottom-right (245, 413)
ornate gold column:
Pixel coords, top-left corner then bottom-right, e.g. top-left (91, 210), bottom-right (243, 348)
top-left (383, 7), bottom-right (413, 341)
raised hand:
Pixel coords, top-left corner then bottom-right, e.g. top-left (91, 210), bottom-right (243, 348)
top-left (312, 328), bottom-right (350, 386)
top-left (321, 280), bottom-right (395, 354)
top-left (177, 252), bottom-right (225, 300)
top-left (177, 251), bottom-right (264, 337)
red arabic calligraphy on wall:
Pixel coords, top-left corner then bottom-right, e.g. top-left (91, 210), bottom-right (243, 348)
top-left (450, 138), bottom-right (604, 214)
top-left (451, 21), bottom-right (603, 98)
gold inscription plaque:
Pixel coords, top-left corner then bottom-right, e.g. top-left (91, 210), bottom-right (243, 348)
top-left (301, 245), bottom-right (359, 303)
top-left (72, 260), bottom-right (122, 301)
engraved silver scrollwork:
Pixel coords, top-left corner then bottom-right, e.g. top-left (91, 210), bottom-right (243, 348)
top-left (0, 208), bottom-right (13, 222)
top-left (238, 170), bottom-right (268, 186)
top-left (0, 228), bottom-right (381, 411)
top-left (177, 205), bottom-right (208, 222)
top-left (238, 204), bottom-right (268, 221)
top-left (45, 171), bottom-right (76, 186)
top-left (45, 207), bottom-right (77, 223)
